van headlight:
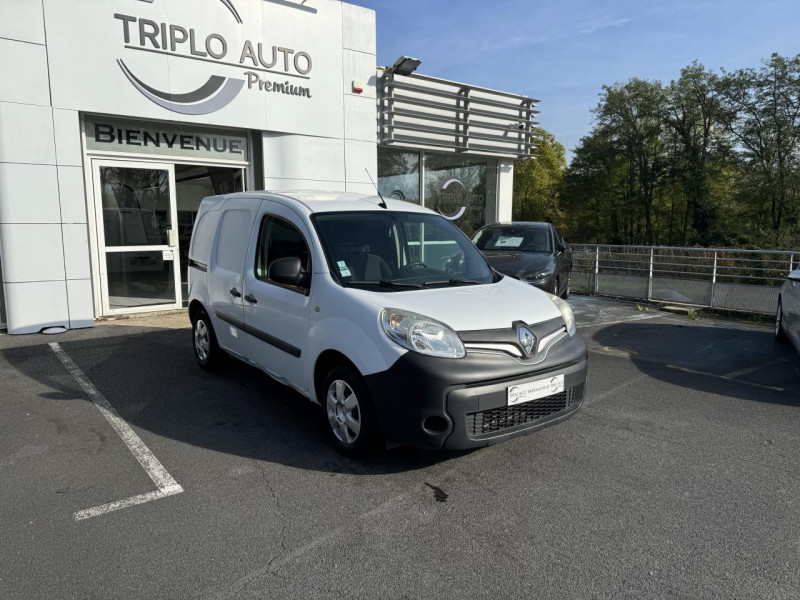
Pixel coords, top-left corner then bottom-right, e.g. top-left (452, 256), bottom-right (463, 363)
top-left (544, 293), bottom-right (576, 337)
top-left (380, 308), bottom-right (465, 358)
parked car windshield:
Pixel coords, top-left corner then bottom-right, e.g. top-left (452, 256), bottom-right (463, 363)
top-left (313, 211), bottom-right (495, 290)
top-left (473, 226), bottom-right (552, 253)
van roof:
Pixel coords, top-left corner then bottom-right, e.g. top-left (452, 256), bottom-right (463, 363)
top-left (214, 190), bottom-right (436, 216)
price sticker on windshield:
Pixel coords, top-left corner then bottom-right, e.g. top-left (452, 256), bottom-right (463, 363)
top-left (337, 260), bottom-right (351, 278)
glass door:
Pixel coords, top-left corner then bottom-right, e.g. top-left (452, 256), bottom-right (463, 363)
top-left (174, 164), bottom-right (245, 305)
top-left (92, 160), bottom-right (181, 314)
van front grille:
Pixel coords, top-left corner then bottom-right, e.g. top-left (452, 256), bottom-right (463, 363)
top-left (466, 388), bottom-right (575, 436)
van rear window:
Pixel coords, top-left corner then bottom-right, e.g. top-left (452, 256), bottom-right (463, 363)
top-left (215, 210), bottom-right (252, 271)
top-left (189, 211), bottom-right (220, 264)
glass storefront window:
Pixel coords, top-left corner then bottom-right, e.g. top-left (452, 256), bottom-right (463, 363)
top-left (105, 251), bottom-right (176, 310)
top-left (377, 148), bottom-right (500, 237)
top-left (424, 154), bottom-right (498, 238)
top-left (100, 167), bottom-right (172, 247)
top-left (378, 148), bottom-right (420, 203)
top-left (175, 164), bottom-right (244, 304)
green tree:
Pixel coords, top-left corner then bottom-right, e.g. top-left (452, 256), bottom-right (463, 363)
top-left (561, 128), bottom-right (628, 244)
top-left (560, 52), bottom-right (800, 250)
top-left (512, 127), bottom-right (566, 224)
top-left (662, 62), bottom-right (730, 245)
top-left (717, 53), bottom-right (800, 246)
top-left (594, 78), bottom-right (667, 245)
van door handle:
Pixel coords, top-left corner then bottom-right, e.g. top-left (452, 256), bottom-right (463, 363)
top-left (244, 294), bottom-right (258, 304)
top-left (230, 287), bottom-right (242, 298)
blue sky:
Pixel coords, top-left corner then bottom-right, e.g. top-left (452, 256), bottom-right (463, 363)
top-left (348, 0), bottom-right (800, 162)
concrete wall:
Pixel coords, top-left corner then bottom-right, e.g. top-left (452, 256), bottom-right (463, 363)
top-left (0, 1), bottom-right (93, 334)
top-left (497, 159), bottom-right (515, 222)
top-left (260, 3), bottom-right (377, 194)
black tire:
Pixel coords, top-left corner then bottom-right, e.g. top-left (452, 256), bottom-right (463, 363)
top-left (191, 309), bottom-right (228, 370)
top-left (320, 365), bottom-right (384, 456)
top-left (561, 270), bottom-right (571, 300)
top-left (775, 298), bottom-right (788, 342)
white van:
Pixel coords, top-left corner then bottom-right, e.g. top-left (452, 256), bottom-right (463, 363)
top-left (187, 191), bottom-right (587, 454)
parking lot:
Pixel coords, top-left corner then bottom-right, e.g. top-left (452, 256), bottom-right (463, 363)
top-left (1, 295), bottom-right (799, 599)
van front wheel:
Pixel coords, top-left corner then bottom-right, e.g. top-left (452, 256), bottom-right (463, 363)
top-left (192, 310), bottom-right (227, 370)
top-left (322, 366), bottom-right (383, 456)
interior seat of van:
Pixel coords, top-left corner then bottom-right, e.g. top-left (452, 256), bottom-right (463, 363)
top-left (334, 244), bottom-right (393, 281)
top-left (324, 220), bottom-right (396, 281)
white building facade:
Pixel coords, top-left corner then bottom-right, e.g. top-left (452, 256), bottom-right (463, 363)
top-left (0, 0), bottom-right (537, 334)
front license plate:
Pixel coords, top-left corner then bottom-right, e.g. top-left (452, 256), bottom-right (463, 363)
top-left (507, 374), bottom-right (565, 406)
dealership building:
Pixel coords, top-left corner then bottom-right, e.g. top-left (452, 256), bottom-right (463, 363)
top-left (0, 0), bottom-right (537, 334)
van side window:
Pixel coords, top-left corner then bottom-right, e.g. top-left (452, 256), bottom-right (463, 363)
top-left (215, 210), bottom-right (252, 271)
top-left (255, 215), bottom-right (311, 289)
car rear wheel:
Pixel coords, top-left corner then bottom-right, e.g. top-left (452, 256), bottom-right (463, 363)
top-left (192, 309), bottom-right (228, 370)
top-left (775, 299), bottom-right (788, 342)
top-left (321, 365), bottom-right (383, 456)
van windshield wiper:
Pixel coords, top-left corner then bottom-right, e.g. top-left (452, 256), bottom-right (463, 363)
top-left (346, 279), bottom-right (423, 289)
top-left (422, 278), bottom-right (482, 287)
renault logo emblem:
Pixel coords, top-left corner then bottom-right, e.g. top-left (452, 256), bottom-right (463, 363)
top-left (519, 327), bottom-right (536, 356)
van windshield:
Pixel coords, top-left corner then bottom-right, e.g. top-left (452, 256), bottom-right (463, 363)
top-left (313, 211), bottom-right (496, 291)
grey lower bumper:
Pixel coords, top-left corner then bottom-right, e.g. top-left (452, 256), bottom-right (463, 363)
top-left (364, 332), bottom-right (588, 450)
top-left (443, 358), bottom-right (586, 449)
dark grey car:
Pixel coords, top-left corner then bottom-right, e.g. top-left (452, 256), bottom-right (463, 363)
top-left (473, 222), bottom-right (572, 298)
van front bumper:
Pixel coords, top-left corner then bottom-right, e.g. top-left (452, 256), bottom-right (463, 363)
top-left (364, 332), bottom-right (587, 450)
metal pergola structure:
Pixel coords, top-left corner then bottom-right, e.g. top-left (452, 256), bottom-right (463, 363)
top-left (378, 69), bottom-right (540, 160)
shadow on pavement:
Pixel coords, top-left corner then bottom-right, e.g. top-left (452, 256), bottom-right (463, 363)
top-left (592, 321), bottom-right (800, 403)
top-left (1, 328), bottom-right (468, 475)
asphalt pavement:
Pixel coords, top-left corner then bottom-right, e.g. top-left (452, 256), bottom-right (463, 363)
top-left (1, 296), bottom-right (798, 599)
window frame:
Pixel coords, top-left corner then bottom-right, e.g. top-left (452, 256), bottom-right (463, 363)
top-left (253, 213), bottom-right (313, 296)
top-left (553, 226), bottom-right (567, 252)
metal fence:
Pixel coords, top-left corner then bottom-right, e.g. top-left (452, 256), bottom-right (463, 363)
top-left (571, 245), bottom-right (800, 315)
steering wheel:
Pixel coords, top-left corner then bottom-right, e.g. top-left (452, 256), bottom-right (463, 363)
top-left (443, 251), bottom-right (465, 273)
top-left (403, 261), bottom-right (428, 270)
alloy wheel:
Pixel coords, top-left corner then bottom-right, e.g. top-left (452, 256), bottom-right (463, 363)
top-left (194, 319), bottom-right (210, 363)
top-left (326, 380), bottom-right (361, 444)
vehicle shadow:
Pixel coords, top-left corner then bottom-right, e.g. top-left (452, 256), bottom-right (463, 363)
top-left (1, 328), bottom-right (469, 475)
top-left (591, 321), bottom-right (800, 404)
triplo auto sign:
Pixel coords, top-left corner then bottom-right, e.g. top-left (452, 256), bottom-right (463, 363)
top-left (44, 0), bottom-right (345, 135)
top-left (436, 176), bottom-right (485, 221)
top-left (115, 0), bottom-right (313, 114)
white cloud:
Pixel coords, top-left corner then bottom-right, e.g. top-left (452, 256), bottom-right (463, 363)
top-left (578, 17), bottom-right (633, 35)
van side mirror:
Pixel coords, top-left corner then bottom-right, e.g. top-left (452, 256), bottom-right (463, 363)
top-left (269, 257), bottom-right (310, 288)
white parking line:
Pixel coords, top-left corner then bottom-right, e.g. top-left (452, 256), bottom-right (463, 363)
top-left (49, 342), bottom-right (183, 521)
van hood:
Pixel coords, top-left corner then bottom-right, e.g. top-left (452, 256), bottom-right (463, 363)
top-left (354, 276), bottom-right (563, 331)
